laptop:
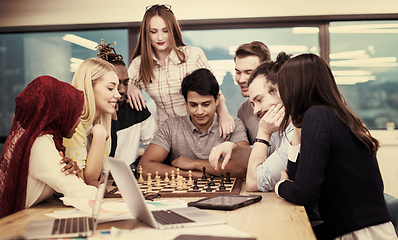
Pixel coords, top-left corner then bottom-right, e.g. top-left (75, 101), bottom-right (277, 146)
top-left (107, 157), bottom-right (227, 229)
top-left (23, 167), bottom-right (109, 239)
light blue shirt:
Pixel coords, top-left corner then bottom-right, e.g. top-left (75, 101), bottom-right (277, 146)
top-left (256, 122), bottom-right (294, 192)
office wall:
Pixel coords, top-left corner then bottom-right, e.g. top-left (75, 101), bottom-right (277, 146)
top-left (1, 0), bottom-right (398, 28)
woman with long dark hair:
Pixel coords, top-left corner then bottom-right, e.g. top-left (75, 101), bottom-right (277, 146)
top-left (276, 53), bottom-right (397, 239)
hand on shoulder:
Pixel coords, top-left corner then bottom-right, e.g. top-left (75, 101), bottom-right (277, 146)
top-left (127, 84), bottom-right (146, 111)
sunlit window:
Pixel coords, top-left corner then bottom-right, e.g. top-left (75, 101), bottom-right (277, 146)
top-left (179, 27), bottom-right (319, 117)
top-left (0, 29), bottom-right (128, 137)
top-left (330, 20), bottom-right (398, 129)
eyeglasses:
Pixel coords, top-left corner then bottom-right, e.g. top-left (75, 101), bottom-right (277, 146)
top-left (145, 4), bottom-right (173, 13)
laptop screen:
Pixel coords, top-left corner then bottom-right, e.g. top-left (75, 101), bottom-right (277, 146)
top-left (91, 166), bottom-right (109, 234)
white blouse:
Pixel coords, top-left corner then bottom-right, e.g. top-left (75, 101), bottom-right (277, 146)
top-left (26, 134), bottom-right (97, 208)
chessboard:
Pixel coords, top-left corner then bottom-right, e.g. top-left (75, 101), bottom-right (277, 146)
top-left (105, 175), bottom-right (244, 198)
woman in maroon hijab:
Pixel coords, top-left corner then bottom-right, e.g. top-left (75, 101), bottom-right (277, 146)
top-left (0, 76), bottom-right (98, 219)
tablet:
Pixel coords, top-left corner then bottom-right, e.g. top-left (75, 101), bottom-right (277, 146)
top-left (187, 194), bottom-right (262, 211)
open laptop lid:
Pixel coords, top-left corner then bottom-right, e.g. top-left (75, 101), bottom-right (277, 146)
top-left (91, 165), bottom-right (110, 232)
top-left (23, 162), bottom-right (109, 239)
top-left (107, 157), bottom-right (227, 229)
top-left (107, 157), bottom-right (158, 228)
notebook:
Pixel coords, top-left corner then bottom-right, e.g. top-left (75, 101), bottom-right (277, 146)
top-left (23, 167), bottom-right (109, 239)
top-left (107, 157), bottom-right (227, 229)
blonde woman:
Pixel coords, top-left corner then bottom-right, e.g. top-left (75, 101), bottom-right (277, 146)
top-left (63, 58), bottom-right (120, 187)
top-left (127, 4), bottom-right (235, 139)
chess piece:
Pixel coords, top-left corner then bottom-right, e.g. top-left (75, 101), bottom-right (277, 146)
top-left (176, 176), bottom-right (183, 190)
top-left (155, 175), bottom-right (161, 187)
top-left (201, 166), bottom-right (207, 180)
top-left (206, 181), bottom-right (212, 192)
top-left (183, 178), bottom-right (188, 190)
top-left (164, 172), bottom-right (170, 183)
top-left (147, 173), bottom-right (152, 186)
top-left (176, 168), bottom-right (180, 179)
top-left (226, 172), bottom-right (231, 183)
top-left (138, 166), bottom-right (144, 184)
top-left (147, 183), bottom-right (153, 192)
top-left (170, 171), bottom-right (176, 187)
top-left (192, 179), bottom-right (199, 190)
top-left (209, 175), bottom-right (215, 186)
top-left (187, 170), bottom-right (193, 186)
top-left (155, 171), bottom-right (159, 180)
top-left (219, 175), bottom-right (226, 190)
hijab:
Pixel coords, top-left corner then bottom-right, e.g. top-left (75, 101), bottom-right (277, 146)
top-left (0, 76), bottom-right (84, 218)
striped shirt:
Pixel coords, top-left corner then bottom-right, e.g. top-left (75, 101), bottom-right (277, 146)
top-left (128, 46), bottom-right (211, 126)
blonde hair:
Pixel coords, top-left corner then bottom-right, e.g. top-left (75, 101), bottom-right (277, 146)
top-left (131, 4), bottom-right (186, 86)
top-left (71, 58), bottom-right (117, 137)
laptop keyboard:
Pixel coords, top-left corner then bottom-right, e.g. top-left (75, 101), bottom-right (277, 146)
top-left (152, 210), bottom-right (194, 225)
top-left (52, 217), bottom-right (93, 235)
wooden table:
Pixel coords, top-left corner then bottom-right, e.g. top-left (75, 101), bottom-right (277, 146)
top-left (0, 184), bottom-right (316, 240)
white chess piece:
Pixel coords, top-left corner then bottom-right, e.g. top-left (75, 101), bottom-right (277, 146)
top-left (164, 172), bottom-right (170, 183)
top-left (170, 172), bottom-right (176, 187)
top-left (187, 170), bottom-right (193, 186)
top-left (176, 176), bottom-right (183, 190)
top-left (147, 173), bottom-right (152, 186)
top-left (156, 175), bottom-right (161, 187)
top-left (138, 166), bottom-right (144, 184)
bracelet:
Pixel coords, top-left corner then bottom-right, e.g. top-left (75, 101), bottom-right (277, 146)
top-left (253, 138), bottom-right (271, 147)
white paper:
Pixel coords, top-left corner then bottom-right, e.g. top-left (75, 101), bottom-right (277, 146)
top-left (45, 197), bottom-right (188, 223)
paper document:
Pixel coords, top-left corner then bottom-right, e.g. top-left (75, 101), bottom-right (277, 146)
top-left (45, 197), bottom-right (188, 223)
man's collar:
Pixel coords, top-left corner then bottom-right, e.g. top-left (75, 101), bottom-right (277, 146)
top-left (184, 113), bottom-right (219, 134)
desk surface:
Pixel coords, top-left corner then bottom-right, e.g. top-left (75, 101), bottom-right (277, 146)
top-left (0, 184), bottom-right (316, 240)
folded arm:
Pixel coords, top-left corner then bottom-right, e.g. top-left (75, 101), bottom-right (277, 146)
top-left (139, 143), bottom-right (202, 179)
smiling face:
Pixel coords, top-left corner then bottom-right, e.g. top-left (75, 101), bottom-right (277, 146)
top-left (235, 55), bottom-right (261, 98)
top-left (248, 75), bottom-right (282, 118)
top-left (93, 71), bottom-right (120, 117)
top-left (186, 91), bottom-right (219, 132)
top-left (149, 15), bottom-right (171, 54)
top-left (114, 64), bottom-right (129, 104)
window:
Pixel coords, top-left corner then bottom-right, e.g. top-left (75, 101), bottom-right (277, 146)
top-left (179, 27), bottom-right (320, 117)
top-left (330, 20), bottom-right (398, 129)
top-left (0, 29), bottom-right (128, 137)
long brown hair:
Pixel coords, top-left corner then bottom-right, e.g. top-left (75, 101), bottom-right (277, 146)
top-left (131, 4), bottom-right (186, 86)
top-left (278, 53), bottom-right (379, 157)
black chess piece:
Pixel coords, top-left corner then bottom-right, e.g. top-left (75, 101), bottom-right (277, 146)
top-left (219, 175), bottom-right (226, 190)
top-left (130, 163), bottom-right (138, 179)
top-left (201, 166), bottom-right (207, 180)
top-left (192, 179), bottom-right (199, 190)
top-left (225, 172), bottom-right (231, 183)
top-left (209, 176), bottom-right (215, 186)
top-left (206, 181), bottom-right (213, 192)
